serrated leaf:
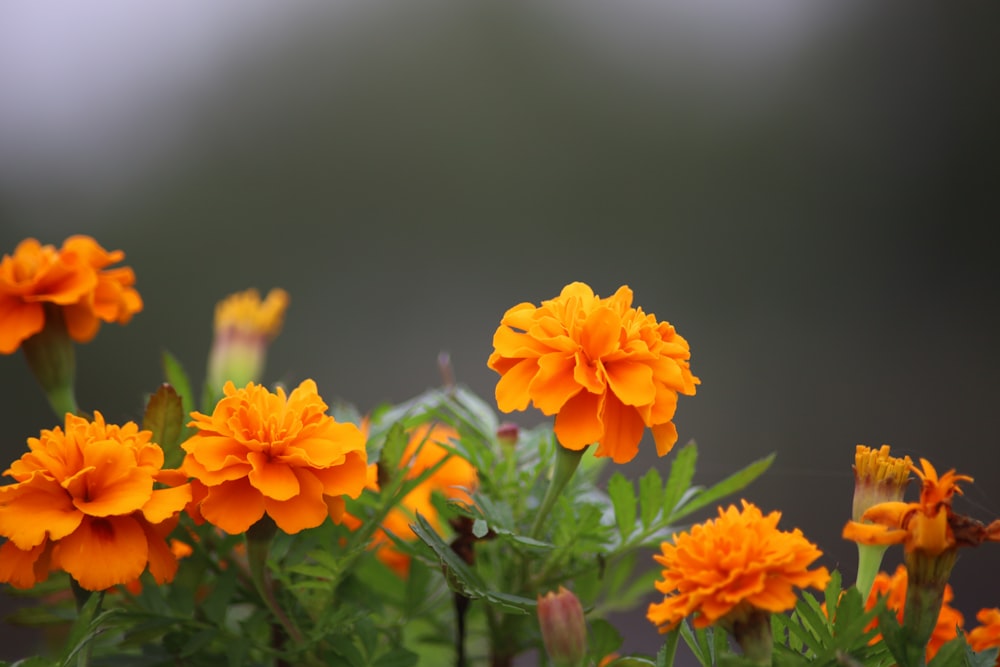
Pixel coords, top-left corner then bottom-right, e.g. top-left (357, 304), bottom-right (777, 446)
top-left (657, 628), bottom-right (680, 667)
top-left (409, 513), bottom-right (532, 614)
top-left (662, 442), bottom-right (698, 516)
top-left (639, 468), bottom-right (664, 529)
top-left (608, 472), bottom-right (637, 540)
top-left (378, 422), bottom-right (409, 481)
top-left (669, 452), bottom-right (775, 523)
top-left (143, 384), bottom-right (186, 466)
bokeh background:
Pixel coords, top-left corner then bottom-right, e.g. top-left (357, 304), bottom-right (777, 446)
top-left (2, 2), bottom-right (999, 664)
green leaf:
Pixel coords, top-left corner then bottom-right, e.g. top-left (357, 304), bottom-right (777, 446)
top-left (656, 627), bottom-right (681, 667)
top-left (608, 472), bottom-right (638, 540)
top-left (668, 452), bottom-right (775, 523)
top-left (409, 513), bottom-right (533, 614)
top-left (142, 383), bottom-right (186, 466)
top-left (162, 350), bottom-right (195, 419)
top-left (377, 421), bottom-right (409, 481)
top-left (639, 467), bottom-right (664, 529)
top-left (662, 442), bottom-right (697, 516)
top-left (201, 567), bottom-right (239, 626)
top-left (373, 648), bottom-right (420, 667)
top-left (588, 619), bottom-right (624, 664)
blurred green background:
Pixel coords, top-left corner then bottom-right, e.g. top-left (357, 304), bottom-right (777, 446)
top-left (1, 2), bottom-right (998, 663)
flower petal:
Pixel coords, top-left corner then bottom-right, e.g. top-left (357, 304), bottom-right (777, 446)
top-left (594, 394), bottom-right (646, 464)
top-left (200, 478), bottom-right (266, 535)
top-left (247, 451), bottom-right (300, 501)
top-left (554, 390), bottom-right (604, 451)
top-left (55, 516), bottom-right (148, 591)
top-left (495, 358), bottom-right (538, 413)
top-left (264, 469), bottom-right (330, 533)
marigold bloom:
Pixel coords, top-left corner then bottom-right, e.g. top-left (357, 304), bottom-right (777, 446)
top-left (647, 500), bottom-right (829, 632)
top-left (864, 565), bottom-right (963, 662)
top-left (206, 288), bottom-right (289, 393)
top-left (181, 380), bottom-right (368, 535)
top-left (843, 458), bottom-right (975, 557)
top-left (348, 423), bottom-right (478, 576)
top-left (0, 236), bottom-right (141, 354)
top-left (967, 608), bottom-right (1000, 663)
top-left (0, 413), bottom-right (191, 591)
top-left (488, 282), bottom-right (699, 464)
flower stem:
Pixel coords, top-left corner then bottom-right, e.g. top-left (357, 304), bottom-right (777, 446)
top-left (21, 305), bottom-right (80, 418)
top-left (855, 543), bottom-right (888, 602)
top-left (529, 444), bottom-right (585, 540)
top-left (246, 518), bottom-right (304, 650)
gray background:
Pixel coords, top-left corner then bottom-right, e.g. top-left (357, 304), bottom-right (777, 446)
top-left (1, 2), bottom-right (999, 664)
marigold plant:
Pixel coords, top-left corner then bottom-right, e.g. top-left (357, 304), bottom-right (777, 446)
top-left (488, 281), bottom-right (699, 464)
top-left (181, 379), bottom-right (368, 534)
top-left (0, 412), bottom-right (190, 591)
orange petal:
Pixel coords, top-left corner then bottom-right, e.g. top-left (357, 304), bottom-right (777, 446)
top-left (309, 451), bottom-right (370, 499)
top-left (61, 302), bottom-right (101, 344)
top-left (495, 358), bottom-right (538, 413)
top-left (651, 421), bottom-right (678, 457)
top-left (605, 359), bottom-right (656, 407)
top-left (0, 475), bottom-right (83, 548)
top-left (861, 501), bottom-right (912, 527)
top-left (529, 353), bottom-right (582, 414)
top-left (67, 438), bottom-right (154, 516)
top-left (200, 478), bottom-right (266, 535)
top-left (140, 519), bottom-right (179, 584)
top-left (0, 297), bottom-right (45, 354)
top-left (0, 540), bottom-right (50, 589)
top-left (842, 520), bottom-right (907, 546)
top-left (594, 394), bottom-right (646, 463)
top-left (55, 516), bottom-right (148, 591)
top-left (140, 484), bottom-right (192, 524)
top-left (554, 390), bottom-right (604, 451)
top-left (263, 469), bottom-right (329, 534)
top-left (579, 306), bottom-right (621, 361)
top-left (247, 451), bottom-right (300, 501)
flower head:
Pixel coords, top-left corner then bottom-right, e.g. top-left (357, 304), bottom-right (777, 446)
top-left (488, 282), bottom-right (699, 464)
top-left (0, 236), bottom-right (141, 354)
top-left (843, 458), bottom-right (978, 557)
top-left (967, 608), bottom-right (1000, 663)
top-left (865, 565), bottom-right (963, 662)
top-left (0, 413), bottom-right (191, 591)
top-left (206, 288), bottom-right (289, 394)
top-left (647, 500), bottom-right (829, 633)
top-left (852, 444), bottom-right (912, 521)
top-left (181, 380), bottom-right (368, 535)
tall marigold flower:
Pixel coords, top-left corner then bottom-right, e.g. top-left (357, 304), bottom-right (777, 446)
top-left (648, 500), bottom-right (829, 662)
top-left (347, 423), bottom-right (478, 576)
top-left (206, 288), bottom-right (289, 395)
top-left (967, 608), bottom-right (1000, 665)
top-left (0, 413), bottom-right (191, 591)
top-left (864, 565), bottom-right (963, 662)
top-left (850, 444), bottom-right (912, 600)
top-left (181, 380), bottom-right (368, 535)
top-left (0, 236), bottom-right (141, 354)
top-left (488, 281), bottom-right (699, 464)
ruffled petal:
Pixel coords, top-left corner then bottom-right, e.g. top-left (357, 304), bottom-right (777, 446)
top-left (55, 515), bottom-right (148, 591)
top-left (554, 390), bottom-right (604, 451)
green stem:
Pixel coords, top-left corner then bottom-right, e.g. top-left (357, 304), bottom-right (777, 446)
top-left (246, 518), bottom-right (304, 648)
top-left (855, 543), bottom-right (888, 602)
top-left (21, 305), bottom-right (80, 418)
top-left (529, 445), bottom-right (585, 540)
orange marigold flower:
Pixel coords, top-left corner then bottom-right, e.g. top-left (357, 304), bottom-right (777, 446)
top-left (181, 380), bottom-right (368, 535)
top-left (864, 565), bottom-right (963, 662)
top-left (0, 236), bottom-right (141, 354)
top-left (207, 288), bottom-right (289, 393)
top-left (488, 281), bottom-right (699, 464)
top-left (843, 458), bottom-right (975, 556)
top-left (347, 423), bottom-right (477, 576)
top-left (0, 413), bottom-right (191, 591)
top-left (647, 500), bottom-right (829, 632)
top-left (967, 608), bottom-right (1000, 663)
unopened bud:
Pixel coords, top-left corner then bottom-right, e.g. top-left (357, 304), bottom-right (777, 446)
top-left (496, 422), bottom-right (519, 448)
top-left (537, 587), bottom-right (587, 667)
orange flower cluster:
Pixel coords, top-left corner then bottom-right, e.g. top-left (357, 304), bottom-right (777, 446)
top-left (0, 236), bottom-right (142, 354)
top-left (647, 500), bottom-right (830, 632)
top-left (181, 380), bottom-right (368, 535)
top-left (968, 608), bottom-right (1000, 664)
top-left (0, 413), bottom-right (191, 591)
top-left (488, 282), bottom-right (699, 464)
top-left (349, 423), bottom-right (477, 576)
top-left (844, 458), bottom-right (1000, 556)
top-left (865, 565), bottom-right (963, 662)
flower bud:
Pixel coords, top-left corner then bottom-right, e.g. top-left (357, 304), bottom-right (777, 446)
top-left (537, 587), bottom-right (587, 667)
top-left (206, 288), bottom-right (288, 397)
top-left (496, 422), bottom-right (519, 448)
